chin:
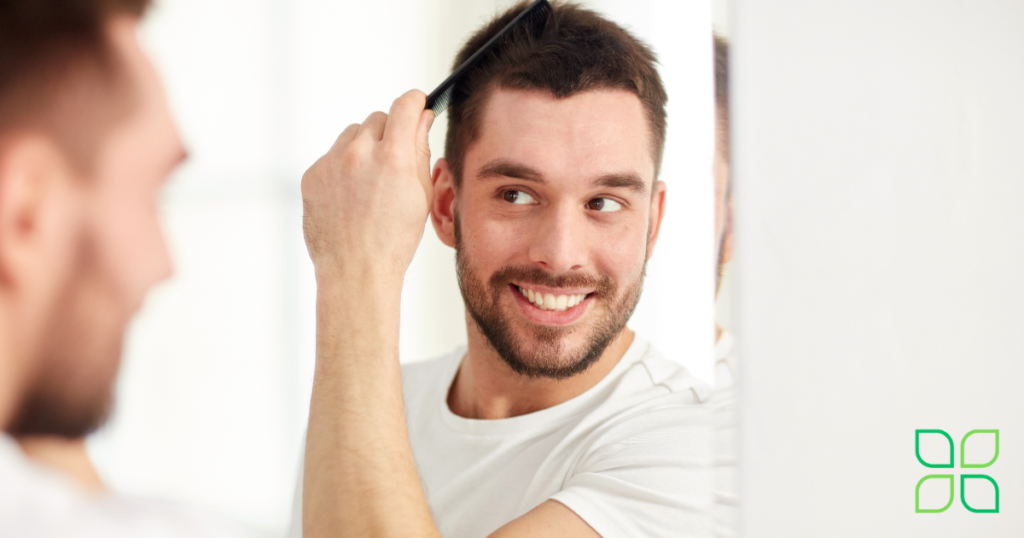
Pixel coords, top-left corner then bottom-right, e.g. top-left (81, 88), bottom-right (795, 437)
top-left (9, 315), bottom-right (125, 438)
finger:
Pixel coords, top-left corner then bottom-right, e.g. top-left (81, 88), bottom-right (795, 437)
top-left (417, 109), bottom-right (436, 208)
top-left (382, 89), bottom-right (427, 145)
top-left (330, 123), bottom-right (361, 150)
top-left (416, 109), bottom-right (435, 172)
top-left (358, 111), bottom-right (388, 141)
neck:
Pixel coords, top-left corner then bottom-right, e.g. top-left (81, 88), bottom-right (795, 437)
top-left (448, 315), bottom-right (634, 420)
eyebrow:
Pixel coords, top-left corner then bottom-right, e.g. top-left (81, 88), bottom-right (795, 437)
top-left (477, 159), bottom-right (648, 194)
top-left (593, 172), bottom-right (647, 194)
top-left (478, 161), bottom-right (545, 183)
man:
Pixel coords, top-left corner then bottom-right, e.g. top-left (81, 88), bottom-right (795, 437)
top-left (710, 34), bottom-right (739, 538)
top-left (2, 1), bottom-right (324, 535)
top-left (294, 3), bottom-right (716, 537)
top-left (713, 33), bottom-right (736, 388)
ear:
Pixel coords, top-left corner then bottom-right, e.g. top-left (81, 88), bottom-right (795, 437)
top-left (0, 135), bottom-right (77, 290)
top-left (644, 180), bottom-right (668, 259)
top-left (430, 158), bottom-right (457, 248)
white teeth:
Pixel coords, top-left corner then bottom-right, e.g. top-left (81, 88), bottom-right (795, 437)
top-left (517, 287), bottom-right (590, 312)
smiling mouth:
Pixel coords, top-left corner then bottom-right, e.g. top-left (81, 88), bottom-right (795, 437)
top-left (515, 285), bottom-right (590, 312)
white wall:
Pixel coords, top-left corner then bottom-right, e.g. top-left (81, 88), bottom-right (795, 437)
top-left (88, 0), bottom-right (713, 534)
top-left (735, 0), bottom-right (1024, 536)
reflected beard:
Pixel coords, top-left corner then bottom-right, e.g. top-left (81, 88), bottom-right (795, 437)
top-left (7, 231), bottom-right (122, 438)
top-left (455, 220), bottom-right (645, 380)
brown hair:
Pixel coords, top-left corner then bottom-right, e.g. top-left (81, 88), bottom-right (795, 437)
top-left (444, 1), bottom-right (668, 187)
top-left (0, 0), bottom-right (151, 172)
top-left (713, 33), bottom-right (729, 161)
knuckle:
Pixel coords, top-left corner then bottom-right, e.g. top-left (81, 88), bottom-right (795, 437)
top-left (334, 124), bottom-right (359, 145)
top-left (340, 143), bottom-right (366, 168)
top-left (300, 165), bottom-right (319, 194)
top-left (400, 90), bottom-right (424, 105)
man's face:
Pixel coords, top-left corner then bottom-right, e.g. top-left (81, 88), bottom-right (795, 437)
top-left (10, 18), bottom-right (183, 437)
top-left (445, 88), bottom-right (664, 379)
top-left (713, 110), bottom-right (732, 293)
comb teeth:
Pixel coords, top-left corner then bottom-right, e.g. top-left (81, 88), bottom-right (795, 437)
top-left (429, 86), bottom-right (453, 117)
top-left (425, 0), bottom-right (551, 115)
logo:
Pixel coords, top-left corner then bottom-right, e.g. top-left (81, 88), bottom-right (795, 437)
top-left (915, 429), bottom-right (999, 513)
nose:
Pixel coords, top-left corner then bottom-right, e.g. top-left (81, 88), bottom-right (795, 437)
top-left (527, 201), bottom-right (589, 273)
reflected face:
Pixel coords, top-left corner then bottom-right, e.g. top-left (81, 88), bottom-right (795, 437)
top-left (10, 18), bottom-right (183, 437)
top-left (714, 107), bottom-right (732, 293)
top-left (453, 88), bottom-right (663, 378)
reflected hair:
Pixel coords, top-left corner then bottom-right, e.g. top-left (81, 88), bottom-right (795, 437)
top-left (0, 0), bottom-right (151, 173)
top-left (714, 33), bottom-right (730, 161)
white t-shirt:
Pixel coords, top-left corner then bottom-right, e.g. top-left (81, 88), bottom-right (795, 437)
top-left (288, 335), bottom-right (717, 538)
top-left (0, 434), bottom-right (254, 538)
top-left (710, 331), bottom-right (738, 537)
top-left (713, 331), bottom-right (737, 389)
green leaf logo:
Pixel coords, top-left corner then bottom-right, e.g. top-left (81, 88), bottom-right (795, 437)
top-left (914, 429), bottom-right (1000, 514)
top-left (961, 430), bottom-right (999, 468)
top-left (916, 474), bottom-right (954, 513)
top-left (916, 429), bottom-right (954, 468)
top-left (961, 475), bottom-right (999, 513)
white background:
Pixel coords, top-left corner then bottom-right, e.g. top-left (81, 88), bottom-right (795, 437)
top-left (87, 0), bottom-right (715, 535)
top-left (734, 0), bottom-right (1024, 535)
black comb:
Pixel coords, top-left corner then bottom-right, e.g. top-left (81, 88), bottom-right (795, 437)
top-left (425, 0), bottom-right (552, 116)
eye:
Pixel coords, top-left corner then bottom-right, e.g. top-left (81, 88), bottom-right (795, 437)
top-left (502, 190), bottom-right (537, 205)
top-left (586, 197), bottom-right (623, 212)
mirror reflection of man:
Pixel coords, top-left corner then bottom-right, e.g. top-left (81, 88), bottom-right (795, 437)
top-left (0, 0), bottom-right (260, 534)
top-left (2, 1), bottom-right (362, 535)
top-left (294, 3), bottom-right (719, 537)
top-left (710, 33), bottom-right (739, 538)
top-left (713, 34), bottom-right (736, 387)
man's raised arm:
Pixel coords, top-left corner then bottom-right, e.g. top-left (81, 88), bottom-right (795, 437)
top-left (300, 89), bottom-right (439, 538)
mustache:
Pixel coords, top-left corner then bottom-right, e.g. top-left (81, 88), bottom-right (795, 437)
top-left (487, 265), bottom-right (616, 296)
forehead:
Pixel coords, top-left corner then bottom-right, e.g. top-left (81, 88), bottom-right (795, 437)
top-left (467, 88), bottom-right (655, 185)
top-left (98, 17), bottom-right (183, 183)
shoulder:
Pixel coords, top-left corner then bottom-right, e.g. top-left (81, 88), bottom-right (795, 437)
top-left (0, 437), bottom-right (253, 538)
top-left (602, 339), bottom-right (715, 417)
top-left (570, 340), bottom-right (721, 461)
top-left (548, 344), bottom-right (721, 537)
top-left (630, 339), bottom-right (714, 401)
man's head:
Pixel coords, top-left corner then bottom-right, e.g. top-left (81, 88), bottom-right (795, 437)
top-left (713, 34), bottom-right (733, 294)
top-left (0, 0), bottom-right (183, 437)
top-left (430, 2), bottom-right (668, 379)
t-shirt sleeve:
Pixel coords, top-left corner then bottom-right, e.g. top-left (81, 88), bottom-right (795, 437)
top-left (550, 402), bottom-right (715, 538)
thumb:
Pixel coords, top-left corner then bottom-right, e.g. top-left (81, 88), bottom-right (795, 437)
top-left (417, 109), bottom-right (436, 204)
top-left (417, 109), bottom-right (435, 160)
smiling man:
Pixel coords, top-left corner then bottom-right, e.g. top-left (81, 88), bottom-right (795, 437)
top-left (296, 3), bottom-right (715, 538)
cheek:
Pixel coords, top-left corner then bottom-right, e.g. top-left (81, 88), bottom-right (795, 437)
top-left (595, 227), bottom-right (649, 279)
top-left (458, 200), bottom-right (530, 268)
top-left (89, 189), bottom-right (170, 310)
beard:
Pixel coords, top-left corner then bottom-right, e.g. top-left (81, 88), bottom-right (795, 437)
top-left (455, 217), bottom-right (645, 379)
top-left (7, 230), bottom-right (124, 438)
